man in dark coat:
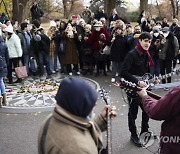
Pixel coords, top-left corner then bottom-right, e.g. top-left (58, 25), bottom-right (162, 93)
top-left (121, 32), bottom-right (154, 147)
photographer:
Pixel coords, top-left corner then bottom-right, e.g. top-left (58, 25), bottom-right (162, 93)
top-left (149, 26), bottom-right (164, 76)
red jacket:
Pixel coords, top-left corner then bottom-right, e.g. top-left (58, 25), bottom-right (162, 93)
top-left (86, 27), bottom-right (110, 54)
top-left (142, 86), bottom-right (180, 154)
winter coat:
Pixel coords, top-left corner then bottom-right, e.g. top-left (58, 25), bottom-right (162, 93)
top-left (38, 104), bottom-right (106, 154)
top-left (61, 32), bottom-right (79, 64)
top-left (159, 32), bottom-right (179, 60)
top-left (0, 36), bottom-right (9, 77)
top-left (5, 33), bottom-right (22, 58)
top-left (31, 30), bottom-right (50, 56)
top-left (142, 86), bottom-right (180, 154)
top-left (18, 30), bottom-right (32, 55)
top-left (110, 35), bottom-right (129, 62)
top-left (86, 28), bottom-right (110, 55)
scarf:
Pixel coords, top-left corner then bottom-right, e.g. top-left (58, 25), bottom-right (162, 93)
top-left (136, 42), bottom-right (154, 67)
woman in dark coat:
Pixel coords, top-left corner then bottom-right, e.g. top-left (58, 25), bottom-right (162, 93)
top-left (0, 36), bottom-right (9, 107)
top-left (110, 26), bottom-right (129, 82)
top-left (61, 23), bottom-right (80, 75)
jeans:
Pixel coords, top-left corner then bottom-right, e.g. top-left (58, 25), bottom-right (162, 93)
top-left (0, 77), bottom-right (6, 95)
top-left (57, 52), bottom-right (64, 72)
top-left (150, 57), bottom-right (160, 76)
top-left (29, 58), bottom-right (36, 73)
top-left (37, 51), bottom-right (52, 76)
top-left (112, 61), bottom-right (122, 78)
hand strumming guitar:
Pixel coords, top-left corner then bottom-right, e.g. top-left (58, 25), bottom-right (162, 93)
top-left (137, 88), bottom-right (148, 99)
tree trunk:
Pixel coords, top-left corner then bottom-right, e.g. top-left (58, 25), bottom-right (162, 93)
top-left (170, 0), bottom-right (176, 18)
top-left (12, 0), bottom-right (19, 21)
top-left (140, 0), bottom-right (148, 13)
top-left (104, 0), bottom-right (115, 17)
top-left (12, 0), bottom-right (32, 23)
top-left (156, 0), bottom-right (162, 19)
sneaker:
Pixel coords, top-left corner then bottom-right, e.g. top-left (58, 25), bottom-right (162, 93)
top-left (69, 72), bottom-right (73, 76)
top-left (76, 71), bottom-right (80, 75)
top-left (164, 87), bottom-right (169, 91)
top-left (111, 78), bottom-right (115, 82)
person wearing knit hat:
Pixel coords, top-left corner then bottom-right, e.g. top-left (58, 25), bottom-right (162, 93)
top-left (38, 77), bottom-right (117, 154)
top-left (5, 24), bottom-right (23, 84)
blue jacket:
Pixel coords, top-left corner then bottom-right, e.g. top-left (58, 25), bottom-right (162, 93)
top-left (0, 36), bottom-right (9, 77)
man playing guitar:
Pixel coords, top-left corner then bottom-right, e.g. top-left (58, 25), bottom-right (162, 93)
top-left (121, 32), bottom-right (155, 147)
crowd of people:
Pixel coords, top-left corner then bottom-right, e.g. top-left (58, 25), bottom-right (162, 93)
top-left (0, 5), bottom-right (180, 154)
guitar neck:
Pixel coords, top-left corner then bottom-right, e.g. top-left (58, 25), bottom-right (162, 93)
top-left (146, 90), bottom-right (161, 100)
top-left (106, 108), bottom-right (112, 154)
top-left (136, 87), bottom-right (161, 100)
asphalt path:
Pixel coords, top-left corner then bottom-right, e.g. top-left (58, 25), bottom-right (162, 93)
top-left (0, 68), bottom-right (180, 154)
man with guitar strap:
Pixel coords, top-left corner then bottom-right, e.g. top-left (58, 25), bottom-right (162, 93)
top-left (121, 32), bottom-right (154, 147)
top-left (138, 86), bottom-right (180, 154)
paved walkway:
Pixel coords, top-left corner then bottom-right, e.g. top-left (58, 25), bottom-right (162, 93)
top-left (0, 68), bottom-right (180, 154)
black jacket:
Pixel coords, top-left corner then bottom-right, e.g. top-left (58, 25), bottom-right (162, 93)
top-left (121, 47), bottom-right (150, 84)
top-left (110, 35), bottom-right (129, 62)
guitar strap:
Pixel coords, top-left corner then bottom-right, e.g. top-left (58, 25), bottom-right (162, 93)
top-left (40, 116), bottom-right (52, 154)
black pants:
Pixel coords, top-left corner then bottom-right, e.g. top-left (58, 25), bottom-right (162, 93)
top-left (65, 64), bottom-right (79, 73)
top-left (160, 59), bottom-right (172, 83)
top-left (7, 58), bottom-right (21, 82)
top-left (127, 96), bottom-right (149, 136)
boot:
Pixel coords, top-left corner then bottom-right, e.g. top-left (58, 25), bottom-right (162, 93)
top-left (0, 96), bottom-right (2, 108)
top-left (2, 93), bottom-right (7, 106)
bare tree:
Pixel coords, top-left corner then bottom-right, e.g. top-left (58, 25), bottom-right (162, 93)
top-left (170, 0), bottom-right (180, 18)
top-left (104, 0), bottom-right (116, 17)
top-left (156, 0), bottom-right (162, 18)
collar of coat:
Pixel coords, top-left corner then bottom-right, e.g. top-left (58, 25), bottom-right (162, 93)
top-left (53, 104), bottom-right (103, 149)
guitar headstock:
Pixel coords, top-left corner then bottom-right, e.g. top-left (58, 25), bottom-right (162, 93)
top-left (99, 88), bottom-right (110, 105)
top-left (119, 78), bottom-right (139, 92)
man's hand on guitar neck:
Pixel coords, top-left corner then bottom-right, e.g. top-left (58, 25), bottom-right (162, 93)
top-left (137, 81), bottom-right (148, 88)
